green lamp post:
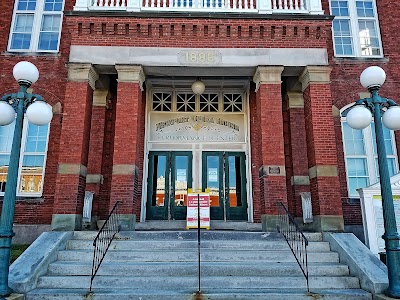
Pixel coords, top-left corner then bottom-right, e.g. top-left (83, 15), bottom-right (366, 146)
top-left (346, 66), bottom-right (400, 298)
top-left (0, 61), bottom-right (53, 297)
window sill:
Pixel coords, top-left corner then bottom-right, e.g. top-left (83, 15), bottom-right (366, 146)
top-left (333, 56), bottom-right (389, 63)
top-left (0, 196), bottom-right (44, 203)
top-left (3, 51), bottom-right (61, 57)
top-left (347, 197), bottom-right (361, 204)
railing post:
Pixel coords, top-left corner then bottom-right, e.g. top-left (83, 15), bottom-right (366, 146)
top-left (257, 0), bottom-right (272, 14)
top-left (74, 0), bottom-right (91, 10)
top-left (127, 0), bottom-right (141, 11)
top-left (305, 0), bottom-right (323, 14)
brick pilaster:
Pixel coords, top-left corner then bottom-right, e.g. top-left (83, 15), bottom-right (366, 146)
top-left (299, 66), bottom-right (344, 231)
top-left (286, 92), bottom-right (310, 218)
top-left (253, 66), bottom-right (287, 230)
top-left (52, 63), bottom-right (99, 231)
top-left (109, 65), bottom-right (145, 229)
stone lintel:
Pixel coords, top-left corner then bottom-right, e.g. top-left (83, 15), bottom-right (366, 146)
top-left (67, 63), bottom-right (99, 90)
top-left (287, 92), bottom-right (304, 109)
top-left (58, 164), bottom-right (87, 177)
top-left (253, 66), bottom-right (284, 92)
top-left (291, 175), bottom-right (310, 186)
top-left (93, 89), bottom-right (109, 107)
top-left (86, 174), bottom-right (104, 184)
top-left (299, 66), bottom-right (332, 91)
top-left (112, 164), bottom-right (139, 175)
top-left (309, 165), bottom-right (338, 179)
top-left (259, 165), bottom-right (286, 177)
top-left (115, 65), bottom-right (145, 91)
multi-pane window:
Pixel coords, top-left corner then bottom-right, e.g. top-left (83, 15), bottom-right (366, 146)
top-left (9, 0), bottom-right (64, 52)
top-left (0, 119), bottom-right (50, 196)
top-left (151, 92), bottom-right (244, 113)
top-left (330, 0), bottom-right (382, 57)
top-left (341, 111), bottom-right (398, 197)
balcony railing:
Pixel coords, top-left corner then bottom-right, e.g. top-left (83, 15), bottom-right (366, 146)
top-left (74, 0), bottom-right (323, 14)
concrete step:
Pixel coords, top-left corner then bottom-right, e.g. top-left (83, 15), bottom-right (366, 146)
top-left (26, 288), bottom-right (372, 300)
top-left (57, 249), bottom-right (339, 263)
top-left (72, 230), bottom-right (323, 242)
top-left (36, 275), bottom-right (360, 290)
top-left (47, 261), bottom-right (350, 277)
top-left (66, 239), bottom-right (331, 252)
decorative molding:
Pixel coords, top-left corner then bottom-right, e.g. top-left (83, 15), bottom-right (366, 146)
top-left (86, 174), bottom-right (104, 184)
top-left (253, 66), bottom-right (284, 92)
top-left (309, 165), bottom-right (338, 179)
top-left (115, 65), bottom-right (145, 91)
top-left (58, 164), bottom-right (87, 177)
top-left (112, 164), bottom-right (139, 175)
top-left (291, 175), bottom-right (310, 186)
top-left (287, 92), bottom-right (304, 109)
top-left (93, 89), bottom-right (109, 107)
top-left (67, 63), bottom-right (99, 90)
top-left (299, 66), bottom-right (332, 91)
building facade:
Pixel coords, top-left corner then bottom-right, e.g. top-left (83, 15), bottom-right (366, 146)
top-left (0, 0), bottom-right (399, 237)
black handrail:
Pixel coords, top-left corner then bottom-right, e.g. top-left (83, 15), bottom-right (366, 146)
top-left (277, 201), bottom-right (310, 292)
top-left (89, 201), bottom-right (121, 292)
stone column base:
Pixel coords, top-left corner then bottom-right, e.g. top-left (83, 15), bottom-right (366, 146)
top-left (119, 214), bottom-right (136, 231)
top-left (51, 214), bottom-right (82, 231)
top-left (311, 215), bottom-right (344, 232)
top-left (261, 214), bottom-right (280, 232)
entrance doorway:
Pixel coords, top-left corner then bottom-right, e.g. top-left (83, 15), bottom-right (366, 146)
top-left (202, 152), bottom-right (247, 221)
top-left (146, 151), bottom-right (192, 220)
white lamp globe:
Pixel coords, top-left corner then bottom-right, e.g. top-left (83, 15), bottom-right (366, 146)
top-left (13, 61), bottom-right (39, 85)
top-left (26, 101), bottom-right (53, 126)
top-left (191, 80), bottom-right (205, 95)
top-left (383, 106), bottom-right (400, 130)
top-left (0, 102), bottom-right (16, 126)
top-left (346, 105), bottom-right (372, 130)
top-left (360, 66), bottom-right (386, 89)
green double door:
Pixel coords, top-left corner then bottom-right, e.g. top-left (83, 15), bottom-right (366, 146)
top-left (146, 151), bottom-right (247, 221)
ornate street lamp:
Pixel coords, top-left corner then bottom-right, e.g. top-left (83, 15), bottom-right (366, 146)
top-left (0, 61), bottom-right (53, 297)
top-left (347, 66), bottom-right (400, 298)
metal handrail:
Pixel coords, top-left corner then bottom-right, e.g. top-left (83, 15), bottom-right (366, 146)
top-left (277, 201), bottom-right (310, 292)
top-left (89, 201), bottom-right (121, 292)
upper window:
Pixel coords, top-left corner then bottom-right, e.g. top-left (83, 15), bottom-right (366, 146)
top-left (330, 0), bottom-right (383, 57)
top-left (8, 0), bottom-right (64, 52)
top-left (0, 119), bottom-right (50, 197)
top-left (341, 108), bottom-right (398, 197)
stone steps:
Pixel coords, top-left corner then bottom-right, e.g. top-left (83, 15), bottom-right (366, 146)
top-left (25, 230), bottom-right (372, 300)
top-left (47, 261), bottom-right (350, 277)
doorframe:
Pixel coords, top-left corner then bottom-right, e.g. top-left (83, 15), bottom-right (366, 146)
top-left (140, 86), bottom-right (254, 223)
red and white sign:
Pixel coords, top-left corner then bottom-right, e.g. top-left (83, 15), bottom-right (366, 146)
top-left (186, 193), bottom-right (210, 229)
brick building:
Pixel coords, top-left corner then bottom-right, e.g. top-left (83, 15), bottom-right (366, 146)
top-left (0, 0), bottom-right (399, 238)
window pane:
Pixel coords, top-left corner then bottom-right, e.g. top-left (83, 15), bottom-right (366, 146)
top-left (177, 94), bottom-right (196, 112)
top-left (19, 155), bottom-right (45, 193)
top-left (0, 155), bottom-right (10, 193)
top-left (17, 0), bottom-right (37, 11)
top-left (358, 20), bottom-right (381, 56)
top-left (332, 19), bottom-right (354, 55)
top-left (343, 122), bottom-right (365, 155)
top-left (152, 93), bottom-right (172, 111)
top-left (44, 0), bottom-right (63, 11)
top-left (38, 15), bottom-right (61, 51)
top-left (25, 123), bottom-right (49, 152)
top-left (200, 94), bottom-right (219, 112)
top-left (347, 158), bottom-right (368, 176)
top-left (356, 0), bottom-right (374, 17)
top-left (348, 177), bottom-right (369, 197)
top-left (223, 94), bottom-right (243, 112)
top-left (0, 123), bottom-right (16, 152)
top-left (331, 1), bottom-right (349, 16)
top-left (11, 14), bottom-right (34, 50)
top-left (372, 123), bottom-right (395, 155)
top-left (375, 158), bottom-right (398, 180)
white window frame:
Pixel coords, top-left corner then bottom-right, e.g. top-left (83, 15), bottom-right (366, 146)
top-left (330, 0), bottom-right (383, 58)
top-left (341, 104), bottom-right (399, 197)
top-left (8, 0), bottom-right (64, 53)
top-left (0, 118), bottom-right (50, 197)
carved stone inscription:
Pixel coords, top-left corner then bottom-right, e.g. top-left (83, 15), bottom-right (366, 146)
top-left (149, 112), bottom-right (245, 142)
top-left (178, 50), bottom-right (222, 65)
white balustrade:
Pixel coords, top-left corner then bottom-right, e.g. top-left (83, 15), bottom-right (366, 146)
top-left (74, 0), bottom-right (323, 14)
